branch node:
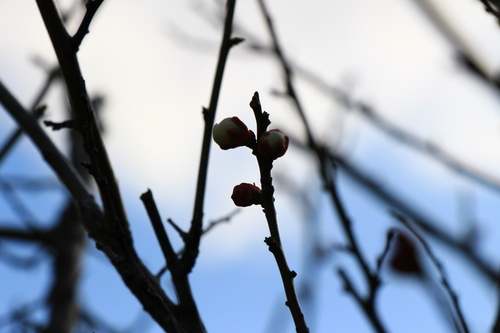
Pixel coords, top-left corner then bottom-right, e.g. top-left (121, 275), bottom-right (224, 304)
top-left (71, 0), bottom-right (104, 51)
top-left (264, 236), bottom-right (278, 253)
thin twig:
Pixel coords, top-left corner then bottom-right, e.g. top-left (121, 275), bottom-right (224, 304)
top-left (393, 213), bottom-right (470, 333)
top-left (0, 177), bottom-right (39, 224)
top-left (71, 0), bottom-right (105, 51)
top-left (332, 151), bottom-right (499, 283)
top-left (184, 0), bottom-right (238, 272)
top-left (203, 208), bottom-right (240, 234)
top-left (413, 0), bottom-right (499, 85)
top-left (232, 19), bottom-right (500, 196)
top-left (256, 1), bottom-right (386, 331)
top-left (337, 268), bottom-right (386, 333)
top-left (34, 1), bottom-right (184, 331)
top-left (0, 81), bottom-right (94, 206)
top-left (0, 245), bottom-right (47, 269)
top-left (140, 189), bottom-right (177, 266)
top-left (292, 62), bottom-right (500, 194)
top-left (250, 92), bottom-right (309, 333)
top-left (156, 208), bottom-right (241, 279)
top-left (0, 66), bottom-right (59, 165)
top-left (280, 125), bottom-right (500, 286)
top-left (167, 218), bottom-right (188, 241)
top-left (140, 190), bottom-right (207, 333)
top-left (0, 228), bottom-right (49, 243)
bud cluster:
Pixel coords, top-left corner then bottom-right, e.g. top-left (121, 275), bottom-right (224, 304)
top-left (213, 115), bottom-right (289, 207)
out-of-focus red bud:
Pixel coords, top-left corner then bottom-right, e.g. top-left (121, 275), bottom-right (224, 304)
top-left (231, 183), bottom-right (262, 207)
top-left (389, 232), bottom-right (422, 275)
top-left (257, 129), bottom-right (289, 160)
top-left (212, 117), bottom-right (254, 150)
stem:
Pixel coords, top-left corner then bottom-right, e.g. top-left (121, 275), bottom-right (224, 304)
top-left (34, 2), bottom-right (184, 331)
top-left (184, 0), bottom-right (238, 272)
top-left (255, 0), bottom-right (386, 329)
top-left (250, 92), bottom-right (309, 333)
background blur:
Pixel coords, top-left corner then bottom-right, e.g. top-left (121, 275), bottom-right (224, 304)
top-left (2, 0), bottom-right (500, 332)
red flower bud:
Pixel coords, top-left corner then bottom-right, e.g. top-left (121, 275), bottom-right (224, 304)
top-left (213, 117), bottom-right (254, 150)
top-left (258, 129), bottom-right (289, 160)
top-left (389, 232), bottom-right (422, 275)
top-left (231, 183), bottom-right (262, 207)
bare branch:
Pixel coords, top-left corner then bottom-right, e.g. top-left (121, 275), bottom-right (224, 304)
top-left (140, 189), bottom-right (178, 267)
top-left (256, 1), bottom-right (386, 330)
top-left (71, 0), bottom-right (105, 51)
top-left (393, 213), bottom-right (470, 333)
top-left (0, 227), bottom-right (49, 243)
top-left (250, 92), bottom-right (309, 333)
top-left (33, 1), bottom-right (186, 330)
top-left (0, 80), bottom-right (95, 206)
top-left (203, 208), bottom-right (240, 234)
top-left (184, 0), bottom-right (238, 272)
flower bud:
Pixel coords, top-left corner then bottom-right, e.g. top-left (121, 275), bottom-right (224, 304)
top-left (213, 117), bottom-right (254, 150)
top-left (389, 232), bottom-right (422, 275)
top-left (231, 183), bottom-right (262, 207)
top-left (258, 129), bottom-right (289, 159)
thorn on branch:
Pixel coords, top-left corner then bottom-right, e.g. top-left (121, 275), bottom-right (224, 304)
top-left (202, 106), bottom-right (209, 122)
top-left (44, 120), bottom-right (74, 130)
top-left (230, 37), bottom-right (245, 47)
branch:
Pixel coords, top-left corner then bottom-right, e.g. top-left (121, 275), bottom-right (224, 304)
top-left (393, 213), bottom-right (470, 333)
top-left (0, 177), bottom-right (39, 224)
top-left (0, 245), bottom-right (47, 269)
top-left (0, 227), bottom-right (49, 243)
top-left (413, 0), bottom-right (500, 86)
top-left (337, 269), bottom-right (386, 333)
top-left (71, 0), bottom-right (104, 51)
top-left (0, 175), bottom-right (60, 192)
top-left (140, 189), bottom-right (177, 267)
top-left (44, 202), bottom-right (85, 333)
top-left (44, 96), bottom-right (92, 333)
top-left (33, 1), bottom-right (185, 331)
top-left (344, 92), bottom-right (500, 194)
top-left (0, 67), bottom-right (59, 166)
top-left (250, 92), bottom-right (309, 333)
top-left (256, 1), bottom-right (386, 331)
top-left (0, 80), bottom-right (95, 207)
top-left (141, 189), bottom-right (206, 333)
top-left (183, 0), bottom-right (238, 272)
top-left (203, 208), bottom-right (240, 234)
top-left (256, 0), bottom-right (315, 149)
top-left (232, 18), bottom-right (500, 196)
